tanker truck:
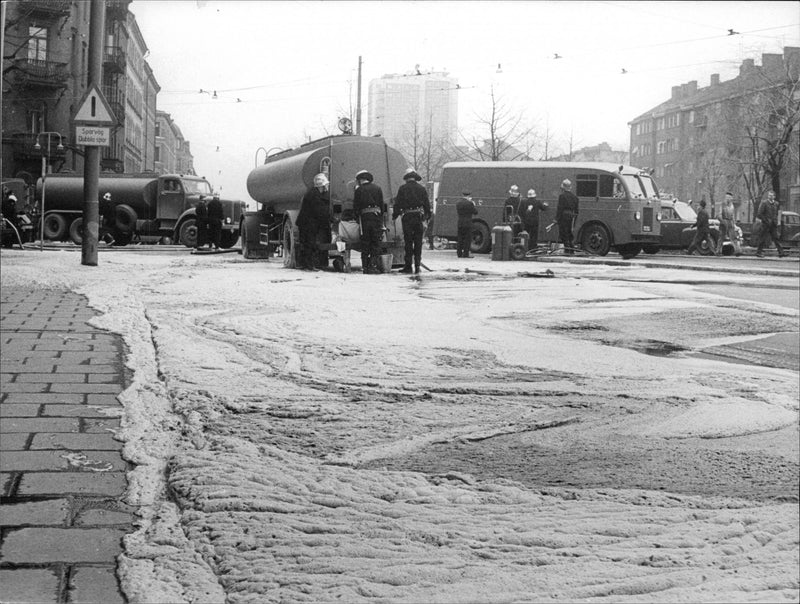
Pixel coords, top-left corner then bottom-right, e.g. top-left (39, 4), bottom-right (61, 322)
top-left (35, 172), bottom-right (246, 247)
top-left (242, 134), bottom-right (408, 271)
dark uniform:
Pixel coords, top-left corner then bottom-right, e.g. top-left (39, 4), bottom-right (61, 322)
top-left (2, 193), bottom-right (18, 248)
top-left (206, 197), bottom-right (223, 249)
top-left (353, 175), bottom-right (385, 273)
top-left (756, 195), bottom-right (786, 257)
top-left (686, 202), bottom-right (716, 255)
top-left (455, 195), bottom-right (478, 258)
top-left (519, 196), bottom-right (545, 249)
top-left (194, 199), bottom-right (209, 249)
top-left (99, 194), bottom-right (116, 244)
top-left (556, 188), bottom-right (579, 254)
top-left (393, 174), bottom-right (431, 273)
top-left (297, 185), bottom-right (331, 270)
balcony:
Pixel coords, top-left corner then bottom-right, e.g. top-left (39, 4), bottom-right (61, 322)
top-left (12, 58), bottom-right (69, 89)
top-left (106, 0), bottom-right (132, 20)
top-left (103, 45), bottom-right (126, 75)
top-left (8, 133), bottom-right (69, 162)
top-left (21, 0), bottom-right (71, 18)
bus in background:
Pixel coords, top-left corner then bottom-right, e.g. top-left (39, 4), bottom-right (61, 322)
top-left (433, 162), bottom-right (662, 258)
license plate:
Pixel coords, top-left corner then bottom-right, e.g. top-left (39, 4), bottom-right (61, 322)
top-left (643, 226), bottom-right (651, 232)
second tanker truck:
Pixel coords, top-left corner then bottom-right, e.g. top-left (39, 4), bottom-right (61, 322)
top-left (36, 172), bottom-right (246, 247)
top-left (242, 134), bottom-right (408, 271)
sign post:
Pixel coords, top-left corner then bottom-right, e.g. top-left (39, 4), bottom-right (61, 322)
top-left (73, 7), bottom-right (116, 266)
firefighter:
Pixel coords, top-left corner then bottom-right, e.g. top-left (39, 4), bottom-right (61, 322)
top-left (519, 188), bottom-right (547, 250)
top-left (392, 168), bottom-right (431, 274)
top-left (456, 190), bottom-right (478, 258)
top-left (556, 179), bottom-right (579, 254)
top-left (297, 173), bottom-right (331, 270)
top-left (353, 169), bottom-right (384, 274)
top-left (206, 195), bottom-right (223, 250)
top-left (2, 190), bottom-right (19, 248)
top-left (194, 197), bottom-right (209, 250)
top-left (99, 192), bottom-right (116, 245)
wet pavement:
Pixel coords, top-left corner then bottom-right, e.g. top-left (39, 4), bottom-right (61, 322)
top-left (0, 289), bottom-right (132, 604)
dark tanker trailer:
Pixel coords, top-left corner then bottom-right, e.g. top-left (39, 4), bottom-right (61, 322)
top-left (36, 172), bottom-right (245, 247)
top-left (242, 134), bottom-right (408, 270)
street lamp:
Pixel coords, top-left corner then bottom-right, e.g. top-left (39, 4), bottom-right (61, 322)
top-left (33, 131), bottom-right (65, 251)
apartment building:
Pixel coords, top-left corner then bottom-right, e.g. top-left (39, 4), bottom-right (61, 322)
top-left (629, 47), bottom-right (800, 217)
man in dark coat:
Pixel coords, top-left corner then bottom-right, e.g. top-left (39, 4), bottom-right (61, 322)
top-left (519, 188), bottom-right (547, 250)
top-left (555, 179), bottom-right (579, 254)
top-left (755, 190), bottom-right (786, 258)
top-left (455, 191), bottom-right (478, 258)
top-left (206, 195), bottom-right (224, 250)
top-left (194, 198), bottom-right (209, 250)
top-left (687, 199), bottom-right (716, 255)
top-left (353, 170), bottom-right (385, 274)
top-left (297, 173), bottom-right (331, 270)
top-left (393, 168), bottom-right (431, 274)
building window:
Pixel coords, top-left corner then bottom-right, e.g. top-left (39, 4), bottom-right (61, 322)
top-left (667, 113), bottom-right (679, 128)
top-left (688, 110), bottom-right (695, 123)
top-left (656, 117), bottom-right (665, 131)
top-left (657, 141), bottom-right (665, 154)
top-left (28, 26), bottom-right (48, 62)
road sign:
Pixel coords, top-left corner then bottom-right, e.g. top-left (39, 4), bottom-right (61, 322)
top-left (72, 84), bottom-right (116, 126)
top-left (75, 126), bottom-right (110, 146)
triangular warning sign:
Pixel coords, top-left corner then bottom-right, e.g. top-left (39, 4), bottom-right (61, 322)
top-left (73, 84), bottom-right (117, 126)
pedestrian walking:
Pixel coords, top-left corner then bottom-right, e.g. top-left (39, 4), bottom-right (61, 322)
top-left (519, 188), bottom-right (547, 250)
top-left (716, 192), bottom-right (741, 256)
top-left (556, 179), bottom-right (579, 254)
top-left (393, 168), bottom-right (431, 274)
top-left (353, 170), bottom-right (385, 274)
top-left (194, 197), bottom-right (209, 250)
top-left (686, 199), bottom-right (716, 255)
top-left (455, 191), bottom-right (477, 258)
top-left (755, 190), bottom-right (787, 258)
top-left (206, 195), bottom-right (224, 250)
top-left (99, 192), bottom-right (116, 245)
top-left (297, 173), bottom-right (331, 270)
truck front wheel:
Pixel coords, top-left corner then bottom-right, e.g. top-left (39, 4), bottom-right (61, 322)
top-left (580, 223), bottom-right (611, 256)
top-left (219, 230), bottom-right (239, 249)
top-left (178, 219), bottom-right (198, 248)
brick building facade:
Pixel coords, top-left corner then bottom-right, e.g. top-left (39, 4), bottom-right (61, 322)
top-left (629, 47), bottom-right (799, 219)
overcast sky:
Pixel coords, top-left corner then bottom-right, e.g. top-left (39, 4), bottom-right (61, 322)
top-left (130, 1), bottom-right (800, 203)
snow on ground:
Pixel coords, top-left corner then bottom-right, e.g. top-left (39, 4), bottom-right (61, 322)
top-left (1, 248), bottom-right (798, 603)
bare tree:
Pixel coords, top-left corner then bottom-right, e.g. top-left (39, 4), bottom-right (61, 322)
top-left (397, 111), bottom-right (453, 183)
top-left (456, 86), bottom-right (537, 161)
top-left (718, 58), bottom-right (800, 219)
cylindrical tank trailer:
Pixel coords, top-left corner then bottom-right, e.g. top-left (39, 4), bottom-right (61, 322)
top-left (35, 173), bottom-right (245, 247)
top-left (242, 135), bottom-right (409, 270)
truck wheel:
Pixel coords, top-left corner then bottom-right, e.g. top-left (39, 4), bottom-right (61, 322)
top-left (642, 244), bottom-right (660, 254)
top-left (115, 204), bottom-right (137, 234)
top-left (471, 221), bottom-right (491, 254)
top-left (178, 219), bottom-right (198, 248)
top-left (69, 218), bottom-right (83, 245)
top-left (616, 243), bottom-right (641, 259)
top-left (43, 214), bottom-right (67, 241)
top-left (219, 230), bottom-right (239, 249)
top-left (580, 223), bottom-right (611, 256)
top-left (282, 219), bottom-right (297, 268)
top-left (239, 222), bottom-right (249, 256)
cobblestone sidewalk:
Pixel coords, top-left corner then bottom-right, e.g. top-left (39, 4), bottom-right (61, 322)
top-left (1, 288), bottom-right (132, 604)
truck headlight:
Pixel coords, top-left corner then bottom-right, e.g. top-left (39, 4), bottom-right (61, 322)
top-left (656, 212), bottom-right (662, 221)
top-left (225, 217), bottom-right (231, 224)
top-left (634, 211), bottom-right (641, 220)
